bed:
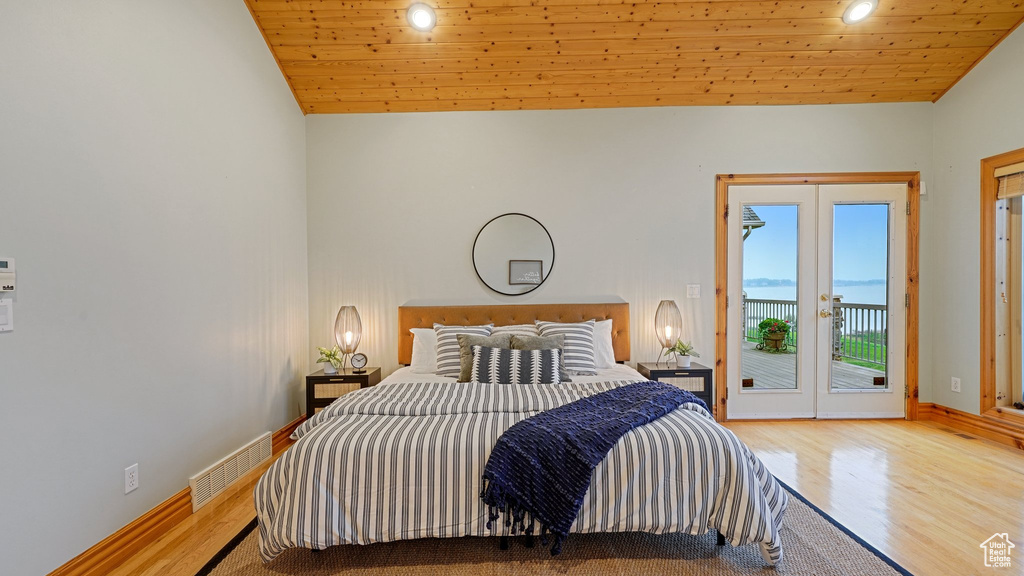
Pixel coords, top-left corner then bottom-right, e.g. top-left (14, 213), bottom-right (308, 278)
top-left (255, 303), bottom-right (788, 564)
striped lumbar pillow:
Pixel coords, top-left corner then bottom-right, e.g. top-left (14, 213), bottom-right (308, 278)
top-left (491, 324), bottom-right (541, 338)
top-left (433, 323), bottom-right (493, 378)
top-left (471, 345), bottom-right (561, 385)
top-left (536, 320), bottom-right (598, 375)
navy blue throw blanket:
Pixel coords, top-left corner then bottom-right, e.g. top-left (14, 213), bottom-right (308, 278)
top-left (480, 381), bottom-right (708, 555)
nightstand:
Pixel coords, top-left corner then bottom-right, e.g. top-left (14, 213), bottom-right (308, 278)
top-left (637, 362), bottom-right (714, 416)
top-left (306, 367), bottom-right (381, 418)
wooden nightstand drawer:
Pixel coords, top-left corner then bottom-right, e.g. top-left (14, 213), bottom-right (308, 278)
top-left (305, 367), bottom-right (381, 418)
top-left (316, 375), bottom-right (367, 384)
top-left (659, 376), bottom-right (708, 394)
top-left (637, 362), bottom-right (714, 418)
top-left (312, 382), bottom-right (359, 399)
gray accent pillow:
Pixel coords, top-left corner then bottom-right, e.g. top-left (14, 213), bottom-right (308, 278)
top-left (457, 333), bottom-right (512, 382)
top-left (509, 334), bottom-right (572, 383)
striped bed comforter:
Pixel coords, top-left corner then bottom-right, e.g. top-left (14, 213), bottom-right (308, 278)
top-left (254, 377), bottom-right (788, 564)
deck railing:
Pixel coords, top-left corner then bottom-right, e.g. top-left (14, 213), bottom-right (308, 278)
top-left (833, 301), bottom-right (888, 367)
top-left (742, 297), bottom-right (888, 367)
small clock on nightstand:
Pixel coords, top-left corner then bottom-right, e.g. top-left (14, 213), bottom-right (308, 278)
top-left (350, 353), bottom-right (368, 373)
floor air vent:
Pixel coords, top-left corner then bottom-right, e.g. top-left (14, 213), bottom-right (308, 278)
top-left (189, 431), bottom-right (271, 512)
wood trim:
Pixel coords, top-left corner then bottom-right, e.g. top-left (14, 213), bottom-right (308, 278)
top-left (47, 414), bottom-right (307, 576)
top-left (932, 14), bottom-right (1024, 102)
top-left (242, 0), bottom-right (306, 114)
top-left (47, 489), bottom-right (193, 576)
top-left (979, 147), bottom-right (1024, 430)
top-left (906, 176), bottom-right (921, 420)
top-left (716, 172), bottom-right (921, 185)
top-left (715, 172), bottom-right (920, 422)
top-left (272, 414), bottom-right (306, 455)
top-left (918, 402), bottom-right (1024, 451)
top-left (714, 176), bottom-right (730, 422)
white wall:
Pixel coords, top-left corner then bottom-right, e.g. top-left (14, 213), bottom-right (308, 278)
top-left (929, 27), bottom-right (1024, 412)
top-left (306, 104), bottom-right (933, 379)
top-left (0, 3), bottom-right (308, 575)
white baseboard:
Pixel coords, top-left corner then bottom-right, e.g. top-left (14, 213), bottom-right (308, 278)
top-left (727, 412), bottom-right (817, 420)
top-left (816, 411), bottom-right (905, 419)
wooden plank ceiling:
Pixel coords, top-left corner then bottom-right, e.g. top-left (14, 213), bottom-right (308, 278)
top-left (245, 0), bottom-right (1024, 114)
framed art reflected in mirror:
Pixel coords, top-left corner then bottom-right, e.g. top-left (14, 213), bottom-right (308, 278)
top-left (473, 213), bottom-right (554, 296)
top-left (509, 259), bottom-right (543, 285)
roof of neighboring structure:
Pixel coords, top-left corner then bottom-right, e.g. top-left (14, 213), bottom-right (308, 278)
top-left (743, 205), bottom-right (766, 229)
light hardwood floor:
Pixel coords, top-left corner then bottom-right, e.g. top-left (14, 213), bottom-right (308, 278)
top-left (728, 420), bottom-right (1024, 576)
top-left (107, 420), bottom-right (1024, 576)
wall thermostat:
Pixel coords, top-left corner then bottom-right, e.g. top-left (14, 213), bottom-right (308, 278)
top-left (0, 258), bottom-right (15, 292)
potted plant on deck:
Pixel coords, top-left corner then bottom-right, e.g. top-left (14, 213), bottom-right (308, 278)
top-left (664, 339), bottom-right (700, 368)
top-left (756, 318), bottom-right (791, 352)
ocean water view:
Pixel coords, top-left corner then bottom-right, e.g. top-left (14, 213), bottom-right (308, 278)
top-left (743, 284), bottom-right (888, 306)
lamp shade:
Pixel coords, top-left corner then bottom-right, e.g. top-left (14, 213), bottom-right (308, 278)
top-left (334, 306), bottom-right (362, 355)
top-left (654, 300), bottom-right (682, 348)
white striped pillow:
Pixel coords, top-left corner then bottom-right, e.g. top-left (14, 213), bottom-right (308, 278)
top-left (471, 345), bottom-right (561, 385)
top-left (491, 324), bottom-right (540, 338)
top-left (433, 323), bottom-right (493, 378)
top-left (536, 320), bottom-right (598, 375)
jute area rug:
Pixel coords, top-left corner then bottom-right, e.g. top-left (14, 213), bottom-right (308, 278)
top-left (200, 486), bottom-right (911, 576)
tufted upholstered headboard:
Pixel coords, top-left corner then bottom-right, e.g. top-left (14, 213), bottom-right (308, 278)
top-left (398, 303), bottom-right (630, 365)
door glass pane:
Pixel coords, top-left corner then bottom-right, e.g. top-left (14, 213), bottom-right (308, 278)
top-left (741, 204), bottom-right (798, 390)
top-left (831, 204), bottom-right (889, 390)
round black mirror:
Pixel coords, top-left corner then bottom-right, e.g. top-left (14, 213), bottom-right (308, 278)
top-left (472, 213), bottom-right (555, 296)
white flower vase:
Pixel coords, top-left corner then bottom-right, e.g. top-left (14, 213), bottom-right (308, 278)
top-left (323, 362), bottom-right (338, 374)
top-left (678, 355), bottom-right (692, 368)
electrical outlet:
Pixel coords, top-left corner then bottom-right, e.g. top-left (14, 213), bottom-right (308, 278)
top-left (125, 464), bottom-right (139, 494)
top-left (951, 377), bottom-right (961, 393)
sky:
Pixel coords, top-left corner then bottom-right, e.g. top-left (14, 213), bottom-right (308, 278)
top-left (742, 203), bottom-right (889, 282)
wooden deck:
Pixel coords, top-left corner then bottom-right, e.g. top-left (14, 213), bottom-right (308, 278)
top-left (741, 341), bottom-right (885, 390)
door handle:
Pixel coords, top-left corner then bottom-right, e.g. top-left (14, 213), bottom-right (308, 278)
top-left (820, 309), bottom-right (832, 318)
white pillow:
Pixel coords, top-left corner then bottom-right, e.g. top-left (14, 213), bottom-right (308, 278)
top-left (593, 319), bottom-right (616, 369)
top-left (409, 328), bottom-right (438, 374)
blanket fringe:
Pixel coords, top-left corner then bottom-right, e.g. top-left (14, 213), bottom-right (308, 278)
top-left (481, 475), bottom-right (565, 553)
top-left (481, 477), bottom-right (565, 555)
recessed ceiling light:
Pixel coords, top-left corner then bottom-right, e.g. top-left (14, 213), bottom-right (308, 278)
top-left (843, 0), bottom-right (878, 24)
top-left (407, 3), bottom-right (436, 31)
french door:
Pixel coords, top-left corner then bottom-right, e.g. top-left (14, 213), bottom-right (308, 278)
top-left (726, 183), bottom-right (907, 419)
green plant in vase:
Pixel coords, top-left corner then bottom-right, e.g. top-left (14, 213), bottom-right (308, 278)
top-left (664, 339), bottom-right (700, 367)
top-left (317, 345), bottom-right (343, 374)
